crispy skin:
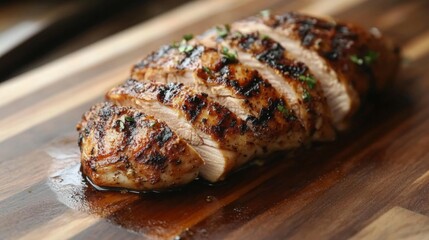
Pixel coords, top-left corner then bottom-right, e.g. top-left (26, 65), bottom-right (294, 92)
top-left (76, 102), bottom-right (203, 191)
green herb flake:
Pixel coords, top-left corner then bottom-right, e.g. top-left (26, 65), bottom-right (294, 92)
top-left (233, 31), bottom-right (243, 38)
top-left (363, 51), bottom-right (378, 65)
top-left (261, 34), bottom-right (269, 40)
top-left (221, 46), bottom-right (237, 62)
top-left (202, 66), bottom-right (212, 74)
top-left (216, 24), bottom-right (230, 38)
top-left (124, 116), bottom-right (135, 122)
top-left (183, 34), bottom-right (193, 41)
top-left (260, 9), bottom-right (271, 18)
top-left (350, 51), bottom-right (379, 66)
top-left (298, 75), bottom-right (317, 89)
top-left (302, 89), bottom-right (311, 102)
top-left (277, 104), bottom-right (287, 114)
top-left (277, 103), bottom-right (293, 119)
top-left (179, 44), bottom-right (194, 53)
top-left (350, 55), bottom-right (364, 65)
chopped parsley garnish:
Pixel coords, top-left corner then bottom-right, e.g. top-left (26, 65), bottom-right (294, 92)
top-left (124, 116), bottom-right (135, 122)
top-left (216, 24), bottom-right (230, 38)
top-left (178, 44), bottom-right (194, 53)
top-left (350, 51), bottom-right (379, 65)
top-left (260, 9), bottom-right (271, 18)
top-left (221, 46), bottom-right (237, 62)
top-left (302, 89), bottom-right (311, 102)
top-left (261, 34), bottom-right (269, 40)
top-left (172, 34), bottom-right (195, 54)
top-left (277, 103), bottom-right (295, 120)
top-left (117, 115), bottom-right (135, 131)
top-left (202, 66), bottom-right (212, 74)
top-left (232, 31), bottom-right (243, 38)
top-left (298, 75), bottom-right (317, 89)
top-left (183, 34), bottom-right (193, 41)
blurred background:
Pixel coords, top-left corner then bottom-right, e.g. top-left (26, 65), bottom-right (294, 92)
top-left (0, 0), bottom-right (192, 82)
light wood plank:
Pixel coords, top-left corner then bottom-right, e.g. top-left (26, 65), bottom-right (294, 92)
top-left (403, 30), bottom-right (429, 61)
top-left (18, 212), bottom-right (99, 240)
top-left (351, 207), bottom-right (429, 240)
top-left (0, 0), bottom-right (255, 108)
top-left (0, 66), bottom-right (127, 143)
top-left (376, 0), bottom-right (424, 28)
top-left (299, 0), bottom-right (366, 15)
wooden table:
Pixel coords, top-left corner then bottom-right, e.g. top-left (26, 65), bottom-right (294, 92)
top-left (1, 0), bottom-right (429, 239)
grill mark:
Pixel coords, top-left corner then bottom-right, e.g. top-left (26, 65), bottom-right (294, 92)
top-left (178, 45), bottom-right (205, 70)
top-left (136, 151), bottom-right (167, 171)
top-left (235, 33), bottom-right (308, 79)
top-left (157, 82), bottom-right (184, 103)
top-left (245, 98), bottom-right (277, 126)
top-left (182, 94), bottom-right (207, 122)
top-left (156, 126), bottom-right (173, 147)
top-left (206, 103), bottom-right (247, 140)
top-left (134, 45), bottom-right (172, 69)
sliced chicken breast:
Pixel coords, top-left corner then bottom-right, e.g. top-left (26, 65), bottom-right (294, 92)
top-left (76, 102), bottom-right (203, 191)
top-left (196, 27), bottom-right (334, 140)
top-left (132, 41), bottom-right (308, 148)
top-left (77, 11), bottom-right (401, 190)
top-left (106, 80), bottom-right (255, 182)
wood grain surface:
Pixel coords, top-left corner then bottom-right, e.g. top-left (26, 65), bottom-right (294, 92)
top-left (1, 0), bottom-right (429, 239)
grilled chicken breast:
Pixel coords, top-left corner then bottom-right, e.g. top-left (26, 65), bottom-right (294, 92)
top-left (77, 11), bottom-right (400, 191)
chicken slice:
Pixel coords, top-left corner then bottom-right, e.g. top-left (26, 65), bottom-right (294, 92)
top-left (76, 102), bottom-right (203, 191)
top-left (106, 79), bottom-right (305, 181)
top-left (132, 42), bottom-right (308, 148)
top-left (229, 32), bottom-right (334, 140)
top-left (231, 12), bottom-right (400, 128)
top-left (197, 27), bottom-right (334, 141)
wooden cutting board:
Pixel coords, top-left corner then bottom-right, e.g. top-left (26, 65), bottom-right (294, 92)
top-left (1, 0), bottom-right (429, 239)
